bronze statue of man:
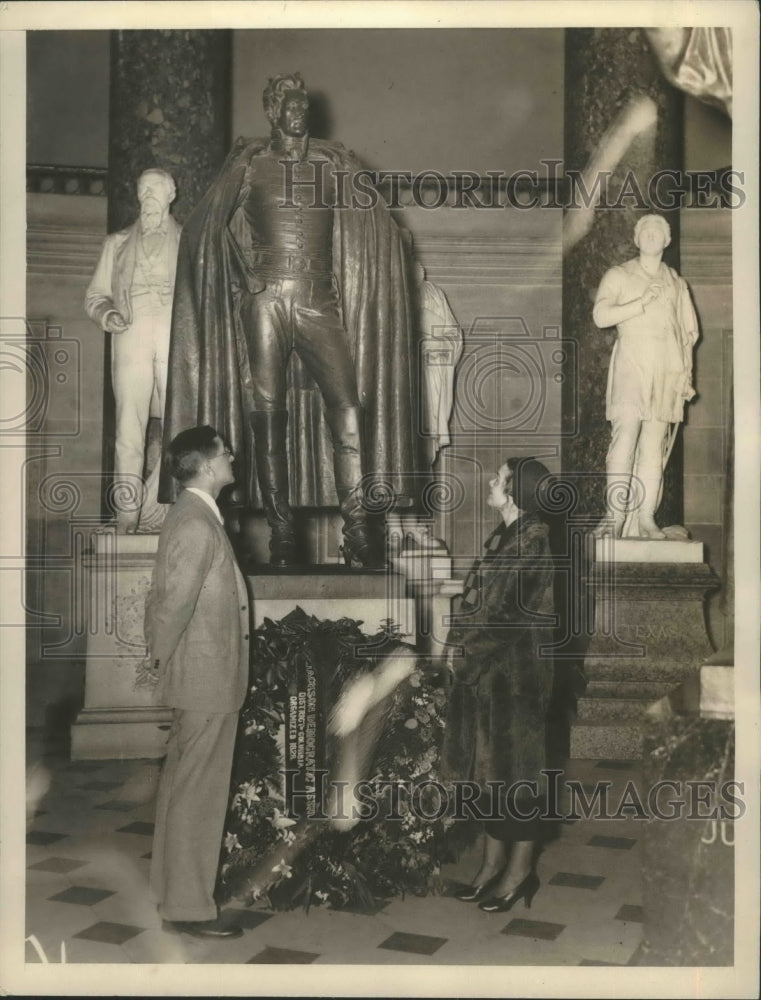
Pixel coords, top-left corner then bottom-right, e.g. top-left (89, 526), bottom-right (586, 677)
top-left (161, 73), bottom-right (423, 566)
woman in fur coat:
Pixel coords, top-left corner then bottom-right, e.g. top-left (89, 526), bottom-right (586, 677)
top-left (440, 457), bottom-right (555, 913)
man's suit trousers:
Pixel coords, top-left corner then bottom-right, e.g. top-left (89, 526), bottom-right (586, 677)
top-left (150, 709), bottom-right (238, 922)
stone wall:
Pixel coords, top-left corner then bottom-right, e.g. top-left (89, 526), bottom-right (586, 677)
top-left (26, 192), bottom-right (107, 727)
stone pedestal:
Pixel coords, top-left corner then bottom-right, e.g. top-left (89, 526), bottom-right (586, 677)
top-left (72, 538), bottom-right (419, 760)
top-left (250, 567), bottom-right (416, 642)
top-left (391, 548), bottom-right (461, 655)
top-left (571, 539), bottom-right (720, 758)
top-left (71, 531), bottom-right (171, 760)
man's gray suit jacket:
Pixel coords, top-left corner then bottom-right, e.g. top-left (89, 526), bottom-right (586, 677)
top-left (144, 489), bottom-right (250, 713)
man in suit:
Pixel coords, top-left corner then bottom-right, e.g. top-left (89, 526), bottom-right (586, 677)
top-left (85, 168), bottom-right (181, 532)
top-left (144, 425), bottom-right (249, 939)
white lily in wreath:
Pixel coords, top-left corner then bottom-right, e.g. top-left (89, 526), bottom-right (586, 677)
top-left (267, 807), bottom-right (297, 831)
top-left (238, 781), bottom-right (261, 805)
top-left (272, 858), bottom-right (293, 878)
top-left (224, 832), bottom-right (241, 853)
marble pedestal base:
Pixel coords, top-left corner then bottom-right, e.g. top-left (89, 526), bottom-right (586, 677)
top-left (391, 550), bottom-right (461, 656)
top-left (71, 541), bottom-right (417, 759)
top-left (571, 541), bottom-right (720, 759)
top-left (71, 532), bottom-right (171, 760)
top-left (250, 566), bottom-right (416, 638)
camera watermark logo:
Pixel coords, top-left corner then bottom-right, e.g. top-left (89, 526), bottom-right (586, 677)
top-left (0, 317), bottom-right (81, 437)
top-left (451, 319), bottom-right (575, 439)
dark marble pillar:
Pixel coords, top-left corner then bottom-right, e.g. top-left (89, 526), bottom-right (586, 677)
top-left (562, 28), bottom-right (685, 524)
top-left (637, 705), bottom-right (734, 965)
top-left (107, 29), bottom-right (231, 229)
top-left (101, 30), bottom-right (232, 512)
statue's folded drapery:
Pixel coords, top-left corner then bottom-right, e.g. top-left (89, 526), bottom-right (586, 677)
top-left (645, 27), bottom-right (733, 118)
top-left (594, 259), bottom-right (699, 426)
top-left (160, 137), bottom-right (423, 508)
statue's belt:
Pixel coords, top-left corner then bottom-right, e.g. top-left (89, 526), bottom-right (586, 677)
top-left (243, 247), bottom-right (333, 279)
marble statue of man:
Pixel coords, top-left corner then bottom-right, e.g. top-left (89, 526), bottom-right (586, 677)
top-left (85, 168), bottom-right (181, 533)
top-left (593, 214), bottom-right (698, 539)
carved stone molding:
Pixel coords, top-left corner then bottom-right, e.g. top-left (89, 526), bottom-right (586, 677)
top-left (680, 208), bottom-right (732, 285)
top-left (27, 226), bottom-right (106, 277)
top-left (414, 235), bottom-right (561, 286)
top-left (27, 164), bottom-right (108, 197)
top-left (27, 192), bottom-right (106, 277)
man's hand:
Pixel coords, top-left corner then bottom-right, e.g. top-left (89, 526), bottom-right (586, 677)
top-left (641, 283), bottom-right (661, 308)
top-left (103, 310), bottom-right (129, 334)
top-left (135, 657), bottom-right (160, 688)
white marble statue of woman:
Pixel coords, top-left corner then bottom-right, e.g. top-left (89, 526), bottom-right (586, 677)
top-left (416, 261), bottom-right (463, 461)
top-left (593, 214), bottom-right (698, 539)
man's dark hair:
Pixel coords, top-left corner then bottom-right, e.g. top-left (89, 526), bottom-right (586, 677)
top-left (166, 425), bottom-right (221, 483)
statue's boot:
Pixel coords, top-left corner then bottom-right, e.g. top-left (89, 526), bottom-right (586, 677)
top-left (325, 406), bottom-right (380, 568)
top-left (636, 466), bottom-right (667, 540)
top-left (249, 409), bottom-right (297, 566)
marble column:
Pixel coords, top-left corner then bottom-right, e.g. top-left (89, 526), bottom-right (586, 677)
top-left (637, 700), bottom-right (734, 965)
top-left (107, 29), bottom-right (232, 229)
top-left (562, 28), bottom-right (685, 525)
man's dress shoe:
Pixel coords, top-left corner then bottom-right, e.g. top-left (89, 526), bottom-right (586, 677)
top-left (162, 916), bottom-right (243, 939)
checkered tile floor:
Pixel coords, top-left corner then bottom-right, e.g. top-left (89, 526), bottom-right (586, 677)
top-left (26, 734), bottom-right (644, 965)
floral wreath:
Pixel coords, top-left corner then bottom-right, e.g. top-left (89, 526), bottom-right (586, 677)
top-left (219, 609), bottom-right (472, 911)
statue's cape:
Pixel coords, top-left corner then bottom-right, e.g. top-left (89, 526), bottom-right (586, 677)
top-left (160, 136), bottom-right (424, 508)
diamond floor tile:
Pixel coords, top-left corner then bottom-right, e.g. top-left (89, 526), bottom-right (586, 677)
top-left (502, 917), bottom-right (566, 941)
top-left (26, 830), bottom-right (68, 846)
top-left (615, 903), bottom-right (644, 923)
top-left (28, 856), bottom-right (88, 874)
top-left (115, 821), bottom-right (154, 835)
top-left (247, 945), bottom-right (320, 963)
top-left (48, 885), bottom-right (115, 905)
top-left (73, 921), bottom-right (146, 945)
top-left (377, 931), bottom-right (448, 955)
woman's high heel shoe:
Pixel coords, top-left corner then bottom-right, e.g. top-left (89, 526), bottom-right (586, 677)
top-left (478, 871), bottom-right (540, 913)
top-left (452, 872), bottom-right (502, 903)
